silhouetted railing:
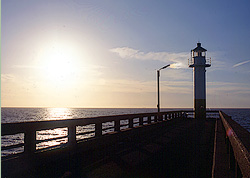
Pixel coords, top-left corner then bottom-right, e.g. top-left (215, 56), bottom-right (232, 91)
top-left (183, 110), bottom-right (219, 119)
top-left (218, 111), bottom-right (250, 178)
top-left (2, 111), bottom-right (185, 159)
top-left (3, 110), bottom-right (249, 177)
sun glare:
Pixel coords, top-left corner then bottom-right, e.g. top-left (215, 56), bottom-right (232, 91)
top-left (40, 43), bottom-right (81, 84)
top-left (46, 50), bottom-right (73, 79)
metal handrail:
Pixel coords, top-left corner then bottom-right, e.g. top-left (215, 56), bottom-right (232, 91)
top-left (188, 57), bottom-right (211, 66)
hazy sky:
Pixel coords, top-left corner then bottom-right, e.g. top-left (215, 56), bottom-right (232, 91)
top-left (2, 0), bottom-right (250, 108)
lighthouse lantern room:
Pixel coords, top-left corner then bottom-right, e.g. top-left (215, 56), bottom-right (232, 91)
top-left (189, 42), bottom-right (211, 119)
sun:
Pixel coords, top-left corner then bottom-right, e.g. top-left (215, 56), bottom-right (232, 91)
top-left (46, 50), bottom-right (73, 80)
top-left (41, 44), bottom-right (79, 83)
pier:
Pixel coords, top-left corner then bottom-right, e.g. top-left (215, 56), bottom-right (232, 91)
top-left (2, 110), bottom-right (250, 177)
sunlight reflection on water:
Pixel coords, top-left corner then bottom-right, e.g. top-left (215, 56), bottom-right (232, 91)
top-left (36, 128), bottom-right (68, 150)
top-left (2, 108), bottom-right (76, 155)
top-left (46, 108), bottom-right (73, 120)
top-left (36, 108), bottom-right (74, 149)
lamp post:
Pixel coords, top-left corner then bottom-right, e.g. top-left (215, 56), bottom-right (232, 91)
top-left (157, 64), bottom-right (170, 113)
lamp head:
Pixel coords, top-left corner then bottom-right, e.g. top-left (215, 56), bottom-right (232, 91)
top-left (160, 64), bottom-right (170, 70)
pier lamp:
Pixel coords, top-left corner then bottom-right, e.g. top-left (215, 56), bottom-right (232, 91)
top-left (157, 64), bottom-right (170, 113)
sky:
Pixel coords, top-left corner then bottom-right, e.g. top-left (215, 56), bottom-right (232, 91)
top-left (2, 0), bottom-right (250, 108)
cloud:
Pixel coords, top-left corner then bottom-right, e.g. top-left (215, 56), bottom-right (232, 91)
top-left (110, 47), bottom-right (189, 68)
top-left (12, 65), bottom-right (42, 69)
top-left (92, 78), bottom-right (192, 94)
top-left (1, 74), bottom-right (16, 82)
top-left (233, 60), bottom-right (250, 68)
top-left (207, 81), bottom-right (250, 95)
top-left (110, 47), bottom-right (139, 58)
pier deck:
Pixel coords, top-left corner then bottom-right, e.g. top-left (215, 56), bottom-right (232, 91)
top-left (2, 111), bottom-right (250, 177)
top-left (83, 118), bottom-right (215, 178)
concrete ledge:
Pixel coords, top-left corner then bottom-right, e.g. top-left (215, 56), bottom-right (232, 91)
top-left (212, 119), bottom-right (229, 177)
top-left (220, 111), bottom-right (250, 178)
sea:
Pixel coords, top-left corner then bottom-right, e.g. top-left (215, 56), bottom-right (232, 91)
top-left (1, 108), bottom-right (250, 156)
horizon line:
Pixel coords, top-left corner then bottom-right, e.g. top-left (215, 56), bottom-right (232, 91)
top-left (1, 106), bottom-right (250, 109)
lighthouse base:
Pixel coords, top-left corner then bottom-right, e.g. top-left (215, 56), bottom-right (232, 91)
top-left (194, 99), bottom-right (206, 119)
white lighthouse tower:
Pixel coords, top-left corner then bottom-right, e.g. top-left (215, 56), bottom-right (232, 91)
top-left (189, 42), bottom-right (211, 119)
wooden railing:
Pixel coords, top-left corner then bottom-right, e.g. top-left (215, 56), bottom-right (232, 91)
top-left (219, 111), bottom-right (250, 178)
top-left (2, 111), bottom-right (185, 159)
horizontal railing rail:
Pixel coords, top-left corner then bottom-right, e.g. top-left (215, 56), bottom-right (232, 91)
top-left (219, 111), bottom-right (250, 177)
top-left (188, 57), bottom-right (211, 66)
top-left (2, 111), bottom-right (188, 159)
top-left (181, 110), bottom-right (219, 119)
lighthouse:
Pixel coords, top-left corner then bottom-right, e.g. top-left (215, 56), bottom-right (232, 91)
top-left (189, 42), bottom-right (211, 119)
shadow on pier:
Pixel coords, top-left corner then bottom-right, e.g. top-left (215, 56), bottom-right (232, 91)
top-left (2, 111), bottom-right (250, 177)
top-left (80, 119), bottom-right (215, 178)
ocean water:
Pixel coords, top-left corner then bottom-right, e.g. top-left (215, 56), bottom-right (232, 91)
top-left (1, 108), bottom-right (180, 123)
top-left (1, 108), bottom-right (250, 157)
top-left (220, 108), bottom-right (250, 132)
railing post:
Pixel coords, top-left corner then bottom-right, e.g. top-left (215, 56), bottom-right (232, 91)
top-left (139, 116), bottom-right (143, 126)
top-left (154, 115), bottom-right (157, 122)
top-left (68, 125), bottom-right (76, 147)
top-left (129, 118), bottom-right (133, 128)
top-left (114, 120), bottom-right (120, 132)
top-left (235, 161), bottom-right (243, 178)
top-left (95, 123), bottom-right (102, 137)
top-left (24, 129), bottom-right (36, 155)
top-left (229, 144), bottom-right (235, 171)
top-left (148, 116), bottom-right (151, 124)
top-left (158, 113), bottom-right (163, 121)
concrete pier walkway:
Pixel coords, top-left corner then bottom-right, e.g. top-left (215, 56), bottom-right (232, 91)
top-left (29, 118), bottom-right (215, 178)
top-left (81, 119), bottom-right (215, 178)
top-left (3, 111), bottom-right (250, 177)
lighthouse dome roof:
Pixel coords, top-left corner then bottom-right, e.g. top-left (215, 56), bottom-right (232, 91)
top-left (191, 42), bottom-right (207, 52)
